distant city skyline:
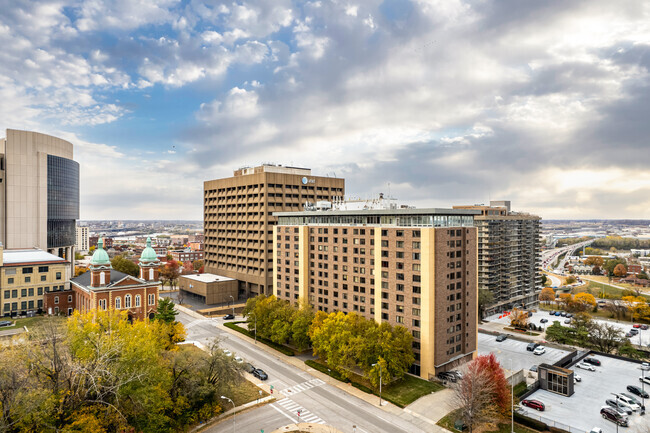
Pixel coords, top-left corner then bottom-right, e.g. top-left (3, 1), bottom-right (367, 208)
top-left (1, 1), bottom-right (648, 220)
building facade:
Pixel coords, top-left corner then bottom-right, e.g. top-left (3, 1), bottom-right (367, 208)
top-left (453, 201), bottom-right (541, 316)
top-left (76, 226), bottom-right (89, 253)
top-left (1, 244), bottom-right (70, 317)
top-left (62, 238), bottom-right (160, 321)
top-left (204, 164), bottom-right (344, 298)
top-left (170, 249), bottom-right (204, 263)
top-left (178, 274), bottom-right (237, 305)
top-left (273, 207), bottom-right (480, 380)
top-left (0, 129), bottom-right (80, 267)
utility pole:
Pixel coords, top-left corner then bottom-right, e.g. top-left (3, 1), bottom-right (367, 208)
top-left (372, 362), bottom-right (382, 406)
top-left (221, 396), bottom-right (235, 433)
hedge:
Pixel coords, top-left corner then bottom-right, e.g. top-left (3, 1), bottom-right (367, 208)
top-left (223, 322), bottom-right (295, 356)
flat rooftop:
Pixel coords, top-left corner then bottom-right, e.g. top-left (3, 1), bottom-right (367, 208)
top-left (181, 273), bottom-right (235, 283)
top-left (2, 249), bottom-right (68, 265)
top-left (274, 208), bottom-right (481, 217)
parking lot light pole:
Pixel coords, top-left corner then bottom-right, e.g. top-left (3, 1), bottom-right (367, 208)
top-left (509, 359), bottom-right (514, 433)
top-left (220, 396), bottom-right (235, 433)
top-left (611, 393), bottom-right (620, 433)
top-left (639, 367), bottom-right (646, 415)
top-left (372, 363), bottom-right (382, 406)
top-left (229, 295), bottom-right (235, 317)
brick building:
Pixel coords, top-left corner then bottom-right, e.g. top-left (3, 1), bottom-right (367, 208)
top-left (170, 249), bottom-right (204, 263)
top-left (60, 238), bottom-right (160, 321)
top-left (204, 164), bottom-right (344, 298)
top-left (273, 206), bottom-right (480, 379)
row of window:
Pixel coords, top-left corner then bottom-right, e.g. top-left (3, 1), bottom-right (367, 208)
top-left (97, 293), bottom-right (156, 310)
top-left (3, 286), bottom-right (65, 298)
top-left (6, 272), bottom-right (62, 285)
top-left (3, 300), bottom-right (43, 311)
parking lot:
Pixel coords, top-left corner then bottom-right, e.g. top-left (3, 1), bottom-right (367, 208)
top-left (521, 355), bottom-right (650, 433)
top-left (486, 310), bottom-right (650, 347)
top-left (478, 332), bottom-right (570, 373)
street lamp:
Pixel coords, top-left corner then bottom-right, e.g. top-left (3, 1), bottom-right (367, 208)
top-left (250, 312), bottom-right (257, 344)
top-left (229, 295), bottom-right (235, 317)
top-left (610, 393), bottom-right (620, 433)
top-left (639, 367), bottom-right (647, 415)
top-left (220, 395), bottom-right (235, 433)
top-left (371, 362), bottom-right (383, 407)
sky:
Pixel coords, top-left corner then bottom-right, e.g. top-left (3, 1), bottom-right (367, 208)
top-left (1, 0), bottom-right (649, 220)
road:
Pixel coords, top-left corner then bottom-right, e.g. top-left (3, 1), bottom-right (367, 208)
top-left (178, 311), bottom-right (432, 433)
top-left (541, 240), bottom-right (594, 273)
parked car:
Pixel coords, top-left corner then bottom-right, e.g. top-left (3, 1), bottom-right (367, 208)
top-left (0, 320), bottom-right (12, 327)
top-left (590, 427), bottom-right (603, 433)
top-left (584, 357), bottom-right (601, 366)
top-left (633, 324), bottom-right (641, 329)
top-left (521, 399), bottom-right (545, 411)
top-left (630, 329), bottom-right (639, 335)
top-left (549, 311), bottom-right (556, 316)
top-left (496, 334), bottom-right (508, 342)
top-left (449, 370), bottom-right (463, 380)
top-left (577, 362), bottom-right (596, 371)
top-left (621, 392), bottom-right (646, 410)
top-left (606, 399), bottom-right (633, 415)
top-left (253, 369), bottom-right (268, 380)
top-left (600, 407), bottom-right (629, 427)
top-left (554, 311), bottom-right (561, 316)
top-left (564, 319), bottom-right (572, 324)
top-left (626, 332), bottom-right (634, 338)
top-left (639, 376), bottom-right (650, 386)
top-left (641, 324), bottom-right (649, 330)
top-left (527, 342), bottom-right (540, 351)
top-left (438, 372), bottom-right (457, 383)
top-left (234, 356), bottom-right (243, 364)
top-left (222, 349), bottom-right (232, 357)
top-left (641, 362), bottom-right (650, 371)
top-left (566, 313), bottom-right (573, 318)
top-left (560, 311), bottom-right (567, 317)
top-left (243, 362), bottom-right (256, 373)
top-left (533, 346), bottom-right (546, 356)
top-left (530, 365), bottom-right (538, 372)
top-left (223, 314), bottom-right (235, 320)
top-left (574, 374), bottom-right (582, 382)
top-left (540, 318), bottom-right (548, 324)
top-left (627, 385), bottom-right (650, 399)
top-left (613, 394), bottom-right (642, 412)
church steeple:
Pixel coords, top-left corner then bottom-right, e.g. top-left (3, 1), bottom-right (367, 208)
top-left (89, 238), bottom-right (112, 287)
top-left (139, 237), bottom-right (160, 281)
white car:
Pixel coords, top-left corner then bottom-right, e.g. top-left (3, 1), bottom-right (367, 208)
top-left (223, 349), bottom-right (232, 357)
top-left (576, 362), bottom-right (595, 371)
top-left (641, 362), bottom-right (650, 371)
top-left (640, 376), bottom-right (650, 386)
top-left (234, 356), bottom-right (243, 363)
top-left (533, 346), bottom-right (546, 356)
top-left (613, 394), bottom-right (642, 412)
top-left (574, 374), bottom-right (582, 382)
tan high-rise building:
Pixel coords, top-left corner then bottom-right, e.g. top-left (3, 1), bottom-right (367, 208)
top-left (204, 164), bottom-right (344, 298)
top-left (453, 201), bottom-right (542, 317)
top-left (273, 207), bottom-right (480, 379)
top-left (0, 129), bottom-right (79, 268)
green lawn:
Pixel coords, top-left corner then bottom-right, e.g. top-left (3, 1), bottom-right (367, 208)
top-left (0, 315), bottom-right (65, 332)
top-left (305, 359), bottom-right (443, 407)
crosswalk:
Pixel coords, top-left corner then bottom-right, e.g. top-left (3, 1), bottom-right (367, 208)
top-left (274, 398), bottom-right (326, 424)
top-left (279, 378), bottom-right (325, 396)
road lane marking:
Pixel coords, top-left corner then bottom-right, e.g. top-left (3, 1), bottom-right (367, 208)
top-left (274, 398), bottom-right (326, 424)
top-left (270, 403), bottom-right (298, 423)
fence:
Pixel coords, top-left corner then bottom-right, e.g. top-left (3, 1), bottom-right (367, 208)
top-left (518, 408), bottom-right (585, 433)
top-left (518, 380), bottom-right (540, 400)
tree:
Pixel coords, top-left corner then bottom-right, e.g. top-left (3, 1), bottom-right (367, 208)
top-left (565, 275), bottom-right (577, 285)
top-left (155, 298), bottom-right (179, 324)
top-left (111, 255), bottom-right (139, 277)
top-left (478, 290), bottom-right (494, 319)
top-left (589, 322), bottom-right (623, 353)
top-left (182, 261), bottom-right (194, 274)
top-left (541, 274), bottom-right (548, 286)
top-left (509, 308), bottom-right (528, 330)
top-left (451, 354), bottom-right (510, 433)
top-left (558, 293), bottom-right (573, 309)
top-left (539, 287), bottom-right (555, 304)
top-left (614, 264), bottom-right (628, 278)
top-left (592, 265), bottom-right (602, 275)
top-left (573, 292), bottom-right (596, 312)
top-left (638, 272), bottom-right (649, 280)
top-left (160, 260), bottom-right (181, 289)
top-left (192, 260), bottom-right (204, 271)
top-left (584, 256), bottom-right (604, 267)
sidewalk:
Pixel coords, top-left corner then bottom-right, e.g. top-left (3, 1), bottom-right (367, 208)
top-left (192, 395), bottom-right (277, 432)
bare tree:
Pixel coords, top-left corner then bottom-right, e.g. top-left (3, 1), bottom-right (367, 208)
top-left (451, 361), bottom-right (498, 433)
top-left (589, 322), bottom-right (623, 353)
top-left (176, 289), bottom-right (185, 306)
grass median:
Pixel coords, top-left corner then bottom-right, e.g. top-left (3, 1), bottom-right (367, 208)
top-left (305, 359), bottom-right (444, 407)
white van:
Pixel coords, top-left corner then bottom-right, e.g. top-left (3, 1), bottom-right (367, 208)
top-left (613, 393), bottom-right (642, 412)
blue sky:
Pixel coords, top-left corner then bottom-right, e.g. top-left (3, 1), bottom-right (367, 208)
top-left (1, 0), bottom-right (649, 220)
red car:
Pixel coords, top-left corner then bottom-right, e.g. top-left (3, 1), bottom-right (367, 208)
top-left (633, 324), bottom-right (641, 328)
top-left (521, 399), bottom-right (545, 411)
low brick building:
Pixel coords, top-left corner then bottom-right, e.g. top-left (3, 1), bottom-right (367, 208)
top-left (178, 273), bottom-right (237, 305)
top-left (170, 249), bottom-right (204, 263)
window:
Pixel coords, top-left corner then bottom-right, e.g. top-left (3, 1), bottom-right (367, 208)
top-left (3, 291), bottom-right (8, 299)
top-left (56, 272), bottom-right (62, 280)
top-left (125, 295), bottom-right (132, 308)
top-left (68, 295), bottom-right (72, 302)
top-left (148, 293), bottom-right (156, 306)
top-left (25, 277), bottom-right (31, 283)
top-left (54, 296), bottom-right (59, 304)
top-left (41, 275), bottom-right (46, 281)
top-left (115, 297), bottom-right (122, 309)
top-left (98, 299), bottom-right (107, 310)
top-left (38, 266), bottom-right (49, 273)
top-left (135, 295), bottom-right (141, 307)
top-left (22, 267), bottom-right (33, 274)
top-left (7, 278), bottom-right (13, 285)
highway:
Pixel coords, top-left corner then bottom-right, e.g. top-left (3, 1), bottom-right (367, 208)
top-left (541, 239), bottom-right (594, 273)
top-left (177, 311), bottom-right (432, 433)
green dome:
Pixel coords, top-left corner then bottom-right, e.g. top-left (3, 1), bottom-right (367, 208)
top-left (90, 238), bottom-right (111, 266)
top-left (140, 237), bottom-right (158, 262)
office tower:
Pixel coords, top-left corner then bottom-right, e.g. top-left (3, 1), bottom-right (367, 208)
top-left (76, 226), bottom-right (89, 253)
top-left (273, 206), bottom-right (480, 379)
top-left (453, 201), bottom-right (541, 316)
top-left (0, 129), bottom-right (79, 267)
top-left (204, 164), bottom-right (344, 298)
